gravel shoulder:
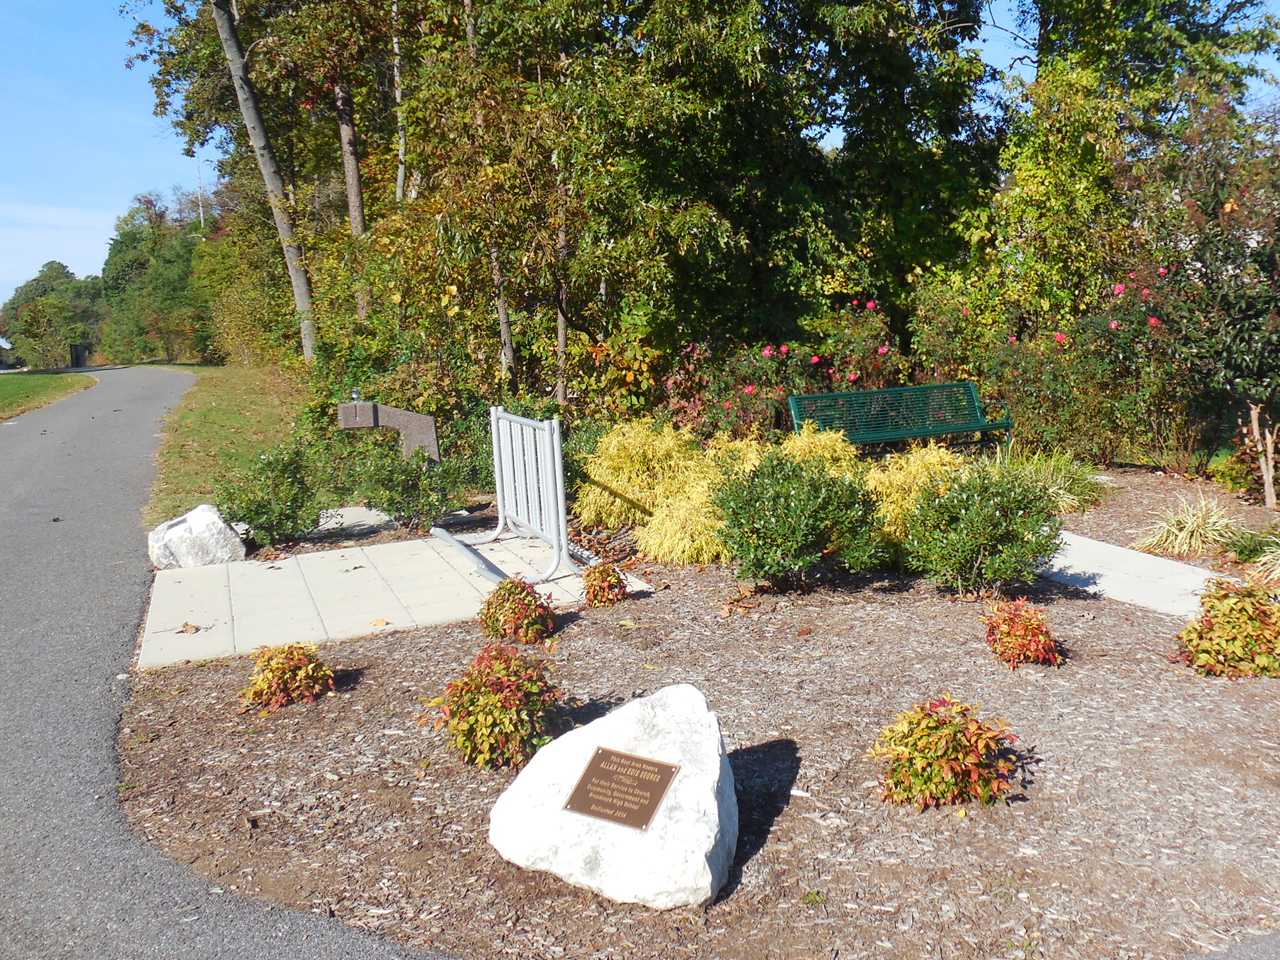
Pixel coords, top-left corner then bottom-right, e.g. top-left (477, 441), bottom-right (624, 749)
top-left (120, 556), bottom-right (1280, 960)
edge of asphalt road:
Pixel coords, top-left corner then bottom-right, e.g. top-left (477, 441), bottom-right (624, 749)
top-left (0, 366), bottom-right (438, 960)
top-left (1, 365), bottom-right (1274, 960)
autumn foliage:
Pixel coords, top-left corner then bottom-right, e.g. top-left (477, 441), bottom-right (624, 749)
top-left (583, 563), bottom-right (628, 607)
top-left (983, 598), bottom-right (1064, 669)
top-left (240, 643), bottom-right (335, 715)
top-left (867, 695), bottom-right (1018, 809)
top-left (479, 578), bottom-right (556, 646)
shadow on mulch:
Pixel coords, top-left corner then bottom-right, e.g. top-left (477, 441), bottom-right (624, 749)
top-left (332, 666), bottom-right (368, 692)
top-left (561, 694), bottom-right (627, 728)
top-left (719, 738), bottom-right (801, 902)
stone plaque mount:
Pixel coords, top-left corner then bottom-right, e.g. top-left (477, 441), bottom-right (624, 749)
top-left (337, 401), bottom-right (440, 462)
top-left (563, 747), bottom-right (680, 831)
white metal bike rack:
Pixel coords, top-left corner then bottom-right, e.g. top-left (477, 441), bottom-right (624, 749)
top-left (467, 406), bottom-right (579, 583)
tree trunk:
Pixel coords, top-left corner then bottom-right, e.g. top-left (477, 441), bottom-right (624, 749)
top-left (207, 0), bottom-right (314, 361)
top-left (490, 245), bottom-right (517, 392)
top-left (1248, 401), bottom-right (1278, 511)
top-left (333, 81), bottom-right (368, 317)
top-left (334, 83), bottom-right (367, 236)
top-left (554, 185), bottom-right (570, 406)
top-left (392, 1), bottom-right (406, 205)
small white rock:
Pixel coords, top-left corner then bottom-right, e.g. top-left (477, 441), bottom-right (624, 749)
top-left (148, 504), bottom-right (245, 570)
top-left (489, 684), bottom-right (738, 910)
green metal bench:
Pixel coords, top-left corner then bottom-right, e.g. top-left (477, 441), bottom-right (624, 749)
top-left (787, 382), bottom-right (1013, 451)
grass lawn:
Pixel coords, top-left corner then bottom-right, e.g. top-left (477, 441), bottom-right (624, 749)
top-left (144, 365), bottom-right (307, 526)
top-left (0, 371), bottom-right (96, 420)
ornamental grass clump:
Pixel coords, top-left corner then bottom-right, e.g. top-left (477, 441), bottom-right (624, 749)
top-left (1177, 578), bottom-right (1280, 677)
top-left (984, 597), bottom-right (1063, 669)
top-left (1257, 545), bottom-right (1280, 583)
top-left (867, 695), bottom-right (1018, 809)
top-left (864, 444), bottom-right (966, 549)
top-left (1000, 449), bottom-right (1105, 515)
top-left (1130, 494), bottom-right (1239, 557)
top-left (240, 643), bottom-right (335, 715)
top-left (583, 563), bottom-right (628, 607)
top-left (479, 578), bottom-right (556, 645)
top-left (425, 644), bottom-right (561, 769)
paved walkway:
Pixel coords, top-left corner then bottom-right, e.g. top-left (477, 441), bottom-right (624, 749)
top-left (0, 367), bottom-right (426, 960)
top-left (138, 529), bottom-right (643, 669)
top-left (1045, 530), bottom-right (1220, 620)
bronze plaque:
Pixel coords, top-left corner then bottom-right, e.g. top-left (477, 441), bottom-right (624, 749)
top-left (563, 747), bottom-right (680, 831)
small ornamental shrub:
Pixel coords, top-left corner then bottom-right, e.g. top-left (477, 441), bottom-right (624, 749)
top-left (1000, 449), bottom-right (1105, 515)
top-left (355, 443), bottom-right (466, 528)
top-left (583, 563), bottom-right (628, 607)
top-left (903, 465), bottom-right (1061, 594)
top-left (575, 420), bottom-right (704, 527)
top-left (214, 440), bottom-right (321, 545)
top-left (479, 578), bottom-right (556, 645)
top-left (426, 644), bottom-right (562, 768)
top-left (984, 598), bottom-right (1063, 669)
top-left (1222, 524), bottom-right (1280, 565)
top-left (1131, 494), bottom-right (1239, 557)
top-left (715, 450), bottom-right (883, 584)
top-left (867, 695), bottom-right (1018, 809)
top-left (240, 643), bottom-right (335, 715)
top-left (1178, 578), bottom-right (1280, 677)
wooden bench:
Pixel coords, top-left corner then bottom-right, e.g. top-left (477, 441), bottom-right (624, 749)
top-left (787, 382), bottom-right (1013, 451)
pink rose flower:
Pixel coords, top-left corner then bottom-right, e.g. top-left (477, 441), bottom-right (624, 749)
top-left (1054, 332), bottom-right (1067, 343)
top-left (761, 347), bottom-right (772, 358)
top-left (827, 368), bottom-right (834, 374)
top-left (1141, 288), bottom-right (1150, 297)
top-left (877, 345), bottom-right (889, 355)
top-left (847, 372), bottom-right (856, 381)
top-left (866, 300), bottom-right (876, 310)
top-left (811, 355), bottom-right (820, 364)
top-left (1114, 284), bottom-right (1125, 295)
top-left (1158, 267), bottom-right (1167, 276)
top-left (779, 345), bottom-right (788, 354)
top-left (1148, 316), bottom-right (1160, 327)
top-left (1008, 335), bottom-right (1018, 344)
top-left (1128, 272), bottom-right (1136, 279)
top-left (851, 300), bottom-right (859, 307)
top-left (723, 400), bottom-right (731, 408)
top-left (1109, 320), bottom-right (1119, 329)
top-left (743, 384), bottom-right (755, 394)
top-left (961, 308), bottom-right (969, 316)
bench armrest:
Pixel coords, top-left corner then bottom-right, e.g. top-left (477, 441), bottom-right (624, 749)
top-left (982, 400), bottom-right (1012, 425)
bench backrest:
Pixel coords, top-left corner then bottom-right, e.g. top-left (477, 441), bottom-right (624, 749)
top-left (788, 382), bottom-right (985, 444)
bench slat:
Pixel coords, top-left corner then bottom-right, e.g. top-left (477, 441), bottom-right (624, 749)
top-left (788, 382), bottom-right (1012, 448)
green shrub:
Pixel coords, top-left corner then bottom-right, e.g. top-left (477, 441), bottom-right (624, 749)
top-left (354, 443), bottom-right (466, 528)
top-left (903, 465), bottom-right (1061, 593)
top-left (984, 597), bottom-right (1063, 669)
top-left (425, 644), bottom-right (562, 769)
top-left (240, 644), bottom-right (335, 715)
top-left (214, 440), bottom-right (321, 545)
top-left (1209, 446), bottom-right (1259, 495)
top-left (867, 695), bottom-right (1018, 809)
top-left (479, 578), bottom-right (556, 645)
top-left (714, 450), bottom-right (883, 584)
top-left (583, 563), bottom-right (628, 607)
top-left (1222, 524), bottom-right (1280, 564)
top-left (1178, 578), bottom-right (1280, 677)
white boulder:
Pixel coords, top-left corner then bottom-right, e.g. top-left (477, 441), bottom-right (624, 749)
top-left (489, 684), bottom-right (737, 910)
top-left (148, 504), bottom-right (245, 570)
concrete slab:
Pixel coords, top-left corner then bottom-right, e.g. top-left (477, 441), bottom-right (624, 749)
top-left (227, 558), bottom-right (325, 653)
top-left (137, 532), bottom-right (645, 669)
top-left (1044, 531), bottom-right (1217, 620)
top-left (295, 548), bottom-right (413, 639)
top-left (138, 565), bottom-right (234, 668)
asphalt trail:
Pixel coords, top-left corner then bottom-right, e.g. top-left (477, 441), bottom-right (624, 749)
top-left (0, 367), bottom-right (426, 960)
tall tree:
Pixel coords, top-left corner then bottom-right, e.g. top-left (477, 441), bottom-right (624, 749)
top-left (207, 0), bottom-right (316, 360)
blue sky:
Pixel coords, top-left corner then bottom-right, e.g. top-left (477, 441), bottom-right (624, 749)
top-left (0, 0), bottom-right (1275, 307)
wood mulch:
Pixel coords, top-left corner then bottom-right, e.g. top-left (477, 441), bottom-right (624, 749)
top-left (120, 471), bottom-right (1280, 960)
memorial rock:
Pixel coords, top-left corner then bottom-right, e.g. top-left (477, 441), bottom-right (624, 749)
top-left (489, 684), bottom-right (737, 909)
top-left (148, 504), bottom-right (245, 570)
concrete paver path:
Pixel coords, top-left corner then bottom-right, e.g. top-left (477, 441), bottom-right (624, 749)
top-left (1044, 530), bottom-right (1220, 620)
top-left (0, 367), bottom-right (426, 960)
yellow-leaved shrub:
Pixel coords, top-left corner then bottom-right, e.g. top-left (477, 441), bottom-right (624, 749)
top-left (864, 444), bottom-right (966, 542)
top-left (573, 420), bottom-right (703, 527)
top-left (779, 423), bottom-right (863, 479)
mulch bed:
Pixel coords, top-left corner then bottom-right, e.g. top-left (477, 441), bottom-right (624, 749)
top-left (121, 470), bottom-right (1280, 959)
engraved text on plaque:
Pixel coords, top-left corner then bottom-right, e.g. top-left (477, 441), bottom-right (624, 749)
top-left (563, 747), bottom-right (680, 831)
